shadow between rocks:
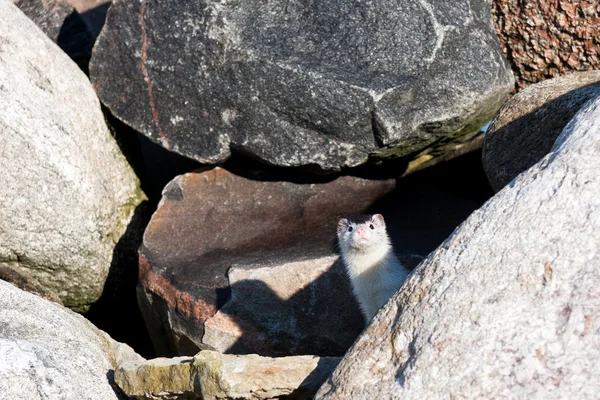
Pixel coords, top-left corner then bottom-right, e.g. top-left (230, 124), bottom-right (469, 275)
top-left (290, 356), bottom-right (342, 399)
top-left (84, 202), bottom-right (156, 359)
top-left (368, 149), bottom-right (494, 256)
top-left (57, 3), bottom-right (111, 75)
top-left (83, 109), bottom-right (205, 359)
top-left (102, 105), bottom-right (205, 206)
top-left (106, 369), bottom-right (129, 400)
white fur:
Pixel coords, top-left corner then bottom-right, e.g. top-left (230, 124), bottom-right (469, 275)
top-left (337, 215), bottom-right (409, 322)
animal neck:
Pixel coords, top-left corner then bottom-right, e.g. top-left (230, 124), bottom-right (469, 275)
top-left (343, 240), bottom-right (392, 278)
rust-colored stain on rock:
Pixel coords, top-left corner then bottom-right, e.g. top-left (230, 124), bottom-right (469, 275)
top-left (139, 254), bottom-right (216, 322)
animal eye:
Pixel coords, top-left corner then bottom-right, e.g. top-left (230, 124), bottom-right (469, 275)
top-left (369, 224), bottom-right (374, 229)
top-left (348, 226), bottom-right (353, 232)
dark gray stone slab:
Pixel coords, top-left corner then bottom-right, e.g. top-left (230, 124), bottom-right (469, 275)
top-left (90, 0), bottom-right (514, 172)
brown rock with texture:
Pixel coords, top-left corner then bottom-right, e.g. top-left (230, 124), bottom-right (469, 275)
top-left (202, 255), bottom-right (362, 357)
top-left (483, 71), bottom-right (600, 191)
top-left (493, 0), bottom-right (600, 90)
top-left (115, 350), bottom-right (340, 400)
top-left (138, 167), bottom-right (396, 357)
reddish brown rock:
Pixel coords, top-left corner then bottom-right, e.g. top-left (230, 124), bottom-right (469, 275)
top-left (493, 0), bottom-right (600, 91)
top-left (483, 71), bottom-right (600, 191)
top-left (138, 167), bottom-right (396, 357)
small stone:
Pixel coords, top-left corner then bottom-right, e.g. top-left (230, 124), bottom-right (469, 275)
top-left (115, 350), bottom-right (340, 400)
top-left (115, 357), bottom-right (195, 399)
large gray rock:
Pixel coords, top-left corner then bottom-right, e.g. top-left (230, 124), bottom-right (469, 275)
top-left (483, 71), bottom-right (600, 191)
top-left (90, 0), bottom-right (513, 172)
top-left (115, 350), bottom-right (339, 400)
top-left (316, 96), bottom-right (600, 399)
top-left (0, 279), bottom-right (143, 400)
top-left (0, 0), bottom-right (144, 311)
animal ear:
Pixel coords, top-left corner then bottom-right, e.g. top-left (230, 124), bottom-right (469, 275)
top-left (372, 214), bottom-right (385, 227)
top-left (337, 218), bottom-right (348, 233)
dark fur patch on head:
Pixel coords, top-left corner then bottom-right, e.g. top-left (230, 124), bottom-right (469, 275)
top-left (345, 214), bottom-right (378, 225)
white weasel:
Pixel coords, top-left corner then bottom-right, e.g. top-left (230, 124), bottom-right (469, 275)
top-left (337, 214), bottom-right (409, 323)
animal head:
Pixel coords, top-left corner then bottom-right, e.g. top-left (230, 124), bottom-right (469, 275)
top-left (337, 214), bottom-right (388, 251)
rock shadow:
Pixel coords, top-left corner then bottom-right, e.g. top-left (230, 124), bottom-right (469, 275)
top-left (83, 108), bottom-right (206, 358)
top-left (84, 201), bottom-right (156, 359)
top-left (57, 3), bottom-right (111, 74)
top-left (105, 369), bottom-right (128, 400)
top-left (212, 257), bottom-right (364, 358)
top-left (102, 105), bottom-right (205, 206)
top-left (368, 149), bottom-right (493, 256)
top-left (290, 356), bottom-right (342, 399)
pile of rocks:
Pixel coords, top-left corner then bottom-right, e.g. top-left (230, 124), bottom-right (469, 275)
top-left (2, 0), bottom-right (600, 398)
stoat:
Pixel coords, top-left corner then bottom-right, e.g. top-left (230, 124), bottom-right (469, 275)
top-left (337, 214), bottom-right (409, 323)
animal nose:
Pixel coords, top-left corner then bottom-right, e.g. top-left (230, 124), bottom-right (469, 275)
top-left (356, 226), bottom-right (368, 236)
